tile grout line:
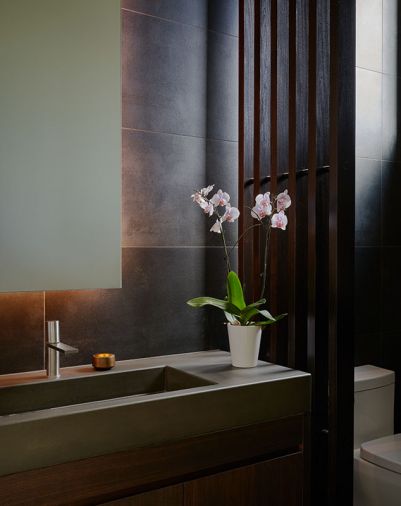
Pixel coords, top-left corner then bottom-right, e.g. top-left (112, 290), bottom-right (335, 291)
top-left (120, 246), bottom-right (238, 249)
top-left (121, 126), bottom-right (238, 144)
top-left (121, 7), bottom-right (239, 39)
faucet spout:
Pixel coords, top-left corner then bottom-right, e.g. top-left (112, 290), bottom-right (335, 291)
top-left (46, 321), bottom-right (79, 378)
top-left (47, 342), bottom-right (79, 354)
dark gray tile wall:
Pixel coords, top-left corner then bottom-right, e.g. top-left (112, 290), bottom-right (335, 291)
top-left (355, 0), bottom-right (401, 429)
top-left (121, 10), bottom-right (207, 137)
top-left (0, 293), bottom-right (44, 374)
top-left (0, 2), bottom-right (238, 374)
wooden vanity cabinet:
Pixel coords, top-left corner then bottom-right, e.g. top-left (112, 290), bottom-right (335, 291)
top-left (105, 453), bottom-right (302, 506)
top-left (0, 414), bottom-right (307, 506)
top-left (184, 452), bottom-right (303, 506)
top-left (100, 415), bottom-right (306, 506)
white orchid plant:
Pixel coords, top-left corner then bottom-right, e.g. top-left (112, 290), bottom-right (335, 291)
top-left (187, 184), bottom-right (290, 327)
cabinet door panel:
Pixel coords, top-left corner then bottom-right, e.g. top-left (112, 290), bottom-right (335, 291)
top-left (184, 453), bottom-right (303, 506)
top-left (101, 484), bottom-right (183, 506)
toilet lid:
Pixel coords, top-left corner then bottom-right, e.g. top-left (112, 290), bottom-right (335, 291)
top-left (361, 434), bottom-right (401, 475)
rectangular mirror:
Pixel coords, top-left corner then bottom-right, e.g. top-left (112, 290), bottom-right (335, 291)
top-left (0, 0), bottom-right (121, 292)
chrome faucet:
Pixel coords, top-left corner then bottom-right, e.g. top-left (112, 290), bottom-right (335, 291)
top-left (46, 321), bottom-right (79, 378)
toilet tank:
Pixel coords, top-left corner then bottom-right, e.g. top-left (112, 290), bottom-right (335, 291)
top-left (354, 365), bottom-right (395, 449)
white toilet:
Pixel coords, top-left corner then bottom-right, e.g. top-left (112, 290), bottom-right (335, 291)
top-left (354, 365), bottom-right (401, 505)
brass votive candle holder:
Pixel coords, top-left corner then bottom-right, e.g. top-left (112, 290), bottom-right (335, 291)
top-left (92, 353), bottom-right (115, 370)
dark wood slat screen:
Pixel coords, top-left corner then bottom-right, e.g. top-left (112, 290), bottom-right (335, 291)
top-left (238, 1), bottom-right (355, 504)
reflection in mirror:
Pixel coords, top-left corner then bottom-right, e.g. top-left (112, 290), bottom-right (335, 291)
top-left (0, 0), bottom-right (121, 291)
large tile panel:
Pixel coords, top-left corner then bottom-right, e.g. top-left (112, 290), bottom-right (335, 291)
top-left (355, 158), bottom-right (381, 247)
top-left (356, 68), bottom-right (382, 159)
top-left (207, 30), bottom-right (238, 142)
top-left (355, 247), bottom-right (381, 335)
top-left (355, 332), bottom-right (381, 367)
top-left (0, 292), bottom-right (44, 374)
top-left (45, 248), bottom-right (207, 367)
top-left (382, 161), bottom-right (401, 245)
top-left (381, 246), bottom-right (401, 332)
top-left (382, 74), bottom-right (401, 162)
top-left (356, 0), bottom-right (382, 72)
top-left (208, 0), bottom-right (239, 36)
top-left (122, 10), bottom-right (207, 137)
top-left (383, 0), bottom-right (400, 76)
top-left (122, 129), bottom-right (206, 247)
top-left (205, 138), bottom-right (238, 247)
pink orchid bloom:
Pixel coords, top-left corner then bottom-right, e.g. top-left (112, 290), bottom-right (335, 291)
top-left (210, 189), bottom-right (230, 207)
top-left (276, 189), bottom-right (291, 211)
top-left (191, 192), bottom-right (206, 206)
top-left (255, 192), bottom-right (271, 208)
top-left (251, 203), bottom-right (272, 220)
top-left (200, 201), bottom-right (214, 217)
top-left (271, 211), bottom-right (288, 230)
top-left (222, 205), bottom-right (240, 223)
top-left (210, 219), bottom-right (222, 234)
top-left (200, 184), bottom-right (214, 197)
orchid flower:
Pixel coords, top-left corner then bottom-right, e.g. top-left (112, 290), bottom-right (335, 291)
top-left (252, 204), bottom-right (272, 220)
top-left (200, 201), bottom-right (214, 217)
top-left (251, 192), bottom-right (272, 219)
top-left (255, 192), bottom-right (271, 208)
top-left (271, 211), bottom-right (288, 230)
top-left (276, 189), bottom-right (291, 211)
top-left (222, 204), bottom-right (240, 223)
top-left (191, 192), bottom-right (206, 205)
top-left (210, 219), bottom-right (222, 234)
top-left (200, 184), bottom-right (214, 197)
top-left (210, 189), bottom-right (230, 207)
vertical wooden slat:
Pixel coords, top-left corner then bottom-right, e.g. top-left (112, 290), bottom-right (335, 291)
top-left (307, 0), bottom-right (317, 410)
top-left (243, 0), bottom-right (255, 300)
top-left (253, 0), bottom-right (261, 301)
top-left (269, 0), bottom-right (278, 362)
top-left (287, 0), bottom-right (297, 368)
top-left (238, 0), bottom-right (245, 283)
top-left (294, 0), bottom-right (309, 375)
top-left (307, 0), bottom-right (319, 503)
top-left (328, 0), bottom-right (355, 503)
top-left (328, 0), bottom-right (339, 501)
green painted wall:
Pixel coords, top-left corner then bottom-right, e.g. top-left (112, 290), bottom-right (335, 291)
top-left (0, 0), bottom-right (121, 291)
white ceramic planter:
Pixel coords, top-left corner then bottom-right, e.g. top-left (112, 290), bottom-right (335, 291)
top-left (227, 324), bottom-right (262, 368)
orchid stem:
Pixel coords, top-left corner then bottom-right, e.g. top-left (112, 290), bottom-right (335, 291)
top-left (260, 222), bottom-right (271, 299)
top-left (220, 224), bottom-right (231, 275)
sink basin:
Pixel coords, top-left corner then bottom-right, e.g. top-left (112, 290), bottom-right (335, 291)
top-left (0, 366), bottom-right (215, 416)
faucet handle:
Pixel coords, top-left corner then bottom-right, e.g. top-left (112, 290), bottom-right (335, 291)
top-left (47, 342), bottom-right (79, 354)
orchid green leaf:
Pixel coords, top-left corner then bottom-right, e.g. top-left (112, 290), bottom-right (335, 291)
top-left (187, 297), bottom-right (240, 316)
top-left (259, 309), bottom-right (275, 321)
top-left (258, 313), bottom-right (288, 325)
top-left (224, 311), bottom-right (238, 324)
top-left (242, 299), bottom-right (266, 312)
top-left (227, 271), bottom-right (246, 310)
